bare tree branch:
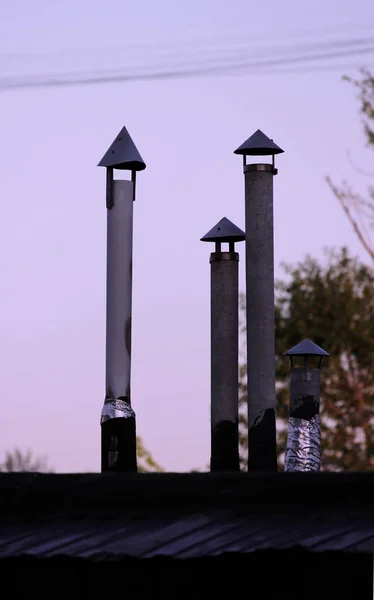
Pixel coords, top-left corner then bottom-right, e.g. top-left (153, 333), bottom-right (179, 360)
top-left (326, 176), bottom-right (374, 261)
top-left (346, 149), bottom-right (374, 179)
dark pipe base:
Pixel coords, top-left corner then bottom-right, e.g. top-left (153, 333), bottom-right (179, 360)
top-left (290, 395), bottom-right (319, 421)
top-left (210, 420), bottom-right (240, 472)
top-left (248, 408), bottom-right (277, 472)
top-left (101, 417), bottom-right (137, 473)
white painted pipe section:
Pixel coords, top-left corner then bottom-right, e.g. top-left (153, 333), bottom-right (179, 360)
top-left (102, 179), bottom-right (135, 422)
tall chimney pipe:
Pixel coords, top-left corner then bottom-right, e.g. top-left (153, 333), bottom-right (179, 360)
top-left (201, 217), bottom-right (245, 471)
top-left (234, 129), bottom-right (284, 472)
top-left (98, 125), bottom-right (146, 472)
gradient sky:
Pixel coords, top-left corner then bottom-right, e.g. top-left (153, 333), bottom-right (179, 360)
top-left (0, 0), bottom-right (373, 472)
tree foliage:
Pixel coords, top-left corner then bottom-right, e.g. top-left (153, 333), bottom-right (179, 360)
top-left (0, 440), bottom-right (162, 473)
top-left (239, 247), bottom-right (374, 471)
top-left (136, 436), bottom-right (164, 473)
top-left (0, 448), bottom-right (53, 472)
top-left (326, 68), bottom-right (374, 260)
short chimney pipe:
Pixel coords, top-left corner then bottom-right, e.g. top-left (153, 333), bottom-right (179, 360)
top-left (283, 339), bottom-right (329, 472)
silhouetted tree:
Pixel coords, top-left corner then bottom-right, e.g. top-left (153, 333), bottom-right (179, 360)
top-left (0, 448), bottom-right (53, 472)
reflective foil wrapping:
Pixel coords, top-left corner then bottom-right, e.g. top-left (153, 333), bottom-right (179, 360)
top-left (284, 415), bottom-right (321, 472)
top-left (100, 398), bottom-right (135, 424)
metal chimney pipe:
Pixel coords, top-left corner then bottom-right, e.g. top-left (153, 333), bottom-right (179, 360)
top-left (234, 130), bottom-right (284, 472)
top-left (284, 339), bottom-right (329, 472)
top-left (201, 217), bottom-right (245, 471)
top-left (98, 125), bottom-right (146, 472)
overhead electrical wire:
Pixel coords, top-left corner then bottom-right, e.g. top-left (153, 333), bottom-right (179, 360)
top-left (2, 21), bottom-right (374, 62)
top-left (7, 34), bottom-right (374, 72)
top-left (2, 32), bottom-right (373, 75)
top-left (0, 31), bottom-right (373, 92)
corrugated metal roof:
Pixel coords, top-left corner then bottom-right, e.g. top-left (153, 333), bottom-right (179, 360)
top-left (0, 472), bottom-right (373, 560)
top-left (0, 512), bottom-right (373, 560)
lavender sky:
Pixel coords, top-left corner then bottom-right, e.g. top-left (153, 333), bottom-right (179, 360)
top-left (0, 0), bottom-right (373, 472)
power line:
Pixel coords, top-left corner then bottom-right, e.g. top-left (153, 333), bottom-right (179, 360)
top-left (1, 37), bottom-right (373, 91)
top-left (2, 33), bottom-right (373, 71)
top-left (2, 22), bottom-right (374, 62)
